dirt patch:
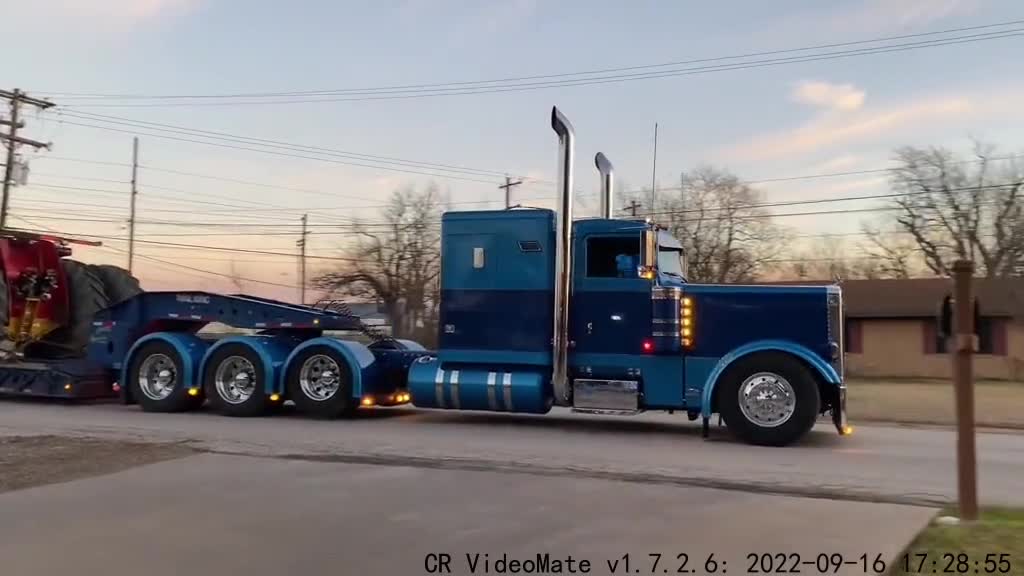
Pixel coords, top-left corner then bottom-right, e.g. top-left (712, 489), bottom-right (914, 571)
top-left (848, 379), bottom-right (1024, 429)
top-left (0, 435), bottom-right (195, 494)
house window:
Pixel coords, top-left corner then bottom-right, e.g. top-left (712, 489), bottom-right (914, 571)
top-left (586, 236), bottom-right (641, 278)
top-left (844, 318), bottom-right (863, 354)
top-left (925, 317), bottom-right (1007, 355)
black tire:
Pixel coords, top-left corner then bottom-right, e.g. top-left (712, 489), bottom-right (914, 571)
top-left (286, 345), bottom-right (356, 418)
top-left (28, 259), bottom-right (110, 358)
top-left (719, 352), bottom-right (821, 447)
top-left (90, 264), bottom-right (142, 305)
top-left (203, 343), bottom-right (267, 417)
top-left (127, 340), bottom-right (194, 413)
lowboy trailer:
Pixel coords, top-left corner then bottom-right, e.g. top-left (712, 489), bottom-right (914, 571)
top-left (1, 106), bottom-right (848, 447)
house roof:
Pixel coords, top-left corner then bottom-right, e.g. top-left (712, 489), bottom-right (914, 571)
top-left (762, 278), bottom-right (1024, 318)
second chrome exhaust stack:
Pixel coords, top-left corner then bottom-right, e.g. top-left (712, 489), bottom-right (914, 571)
top-left (550, 106), bottom-right (574, 406)
top-left (595, 152), bottom-right (614, 219)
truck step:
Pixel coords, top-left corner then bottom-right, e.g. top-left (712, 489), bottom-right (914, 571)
top-left (572, 379), bottom-right (640, 412)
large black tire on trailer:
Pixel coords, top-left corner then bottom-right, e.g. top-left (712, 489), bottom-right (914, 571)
top-left (718, 352), bottom-right (821, 447)
top-left (26, 259), bottom-right (110, 358)
top-left (89, 264), bottom-right (142, 305)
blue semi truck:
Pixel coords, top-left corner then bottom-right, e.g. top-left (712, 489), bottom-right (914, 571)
top-left (0, 107), bottom-right (848, 447)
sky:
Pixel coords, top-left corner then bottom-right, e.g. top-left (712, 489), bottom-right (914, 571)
top-left (2, 0), bottom-right (1023, 300)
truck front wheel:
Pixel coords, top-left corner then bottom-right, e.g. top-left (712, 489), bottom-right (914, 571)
top-left (286, 346), bottom-right (356, 418)
top-left (719, 352), bottom-right (820, 447)
top-left (128, 341), bottom-right (195, 413)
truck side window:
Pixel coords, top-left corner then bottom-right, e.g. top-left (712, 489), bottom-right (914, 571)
top-left (586, 236), bottom-right (641, 278)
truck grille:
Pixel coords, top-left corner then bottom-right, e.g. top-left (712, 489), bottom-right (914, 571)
top-left (827, 288), bottom-right (844, 378)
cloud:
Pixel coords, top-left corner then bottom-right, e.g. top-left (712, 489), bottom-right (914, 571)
top-left (725, 95), bottom-right (972, 162)
top-left (780, 0), bottom-right (980, 38)
top-left (810, 155), bottom-right (862, 172)
top-left (792, 81), bottom-right (865, 111)
top-left (46, 0), bottom-right (198, 23)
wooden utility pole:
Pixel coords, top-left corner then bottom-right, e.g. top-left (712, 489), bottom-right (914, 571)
top-left (952, 260), bottom-right (978, 521)
top-left (1, 89), bottom-right (54, 229)
top-left (298, 214), bottom-right (308, 304)
top-left (498, 175), bottom-right (523, 208)
top-left (650, 122), bottom-right (658, 211)
top-left (128, 137), bottom-right (139, 273)
top-left (624, 199), bottom-right (642, 217)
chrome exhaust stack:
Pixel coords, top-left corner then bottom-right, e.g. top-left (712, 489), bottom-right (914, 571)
top-left (595, 152), bottom-right (614, 219)
top-left (550, 106), bottom-right (575, 406)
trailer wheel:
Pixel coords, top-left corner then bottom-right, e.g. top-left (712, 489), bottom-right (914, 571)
top-left (128, 340), bottom-right (194, 413)
top-left (90, 264), bottom-right (142, 305)
top-left (203, 344), bottom-right (267, 417)
top-left (286, 345), bottom-right (355, 418)
top-left (718, 352), bottom-right (820, 447)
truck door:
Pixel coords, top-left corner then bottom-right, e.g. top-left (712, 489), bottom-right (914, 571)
top-left (571, 233), bottom-right (653, 358)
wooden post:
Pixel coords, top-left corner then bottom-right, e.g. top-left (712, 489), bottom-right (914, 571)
top-left (952, 260), bottom-right (978, 521)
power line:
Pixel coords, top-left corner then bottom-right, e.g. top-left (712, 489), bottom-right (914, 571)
top-left (44, 19), bottom-right (1024, 101)
top-left (52, 27), bottom-right (1024, 107)
top-left (62, 110), bottom-right (540, 182)
top-left (46, 20), bottom-right (1024, 100)
top-left (99, 242), bottom-right (301, 289)
top-left (54, 118), bottom-right (507, 186)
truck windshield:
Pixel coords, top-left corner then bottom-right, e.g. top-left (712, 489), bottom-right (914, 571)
top-left (658, 248), bottom-right (685, 278)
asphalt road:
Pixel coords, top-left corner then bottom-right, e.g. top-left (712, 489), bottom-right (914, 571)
top-left (0, 453), bottom-right (934, 576)
top-left (1, 401), bottom-right (1021, 506)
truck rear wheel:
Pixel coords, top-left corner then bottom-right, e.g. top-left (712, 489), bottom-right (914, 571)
top-left (719, 352), bottom-right (820, 447)
top-left (128, 340), bottom-right (195, 412)
top-left (203, 344), bottom-right (267, 417)
top-left (286, 346), bottom-right (356, 418)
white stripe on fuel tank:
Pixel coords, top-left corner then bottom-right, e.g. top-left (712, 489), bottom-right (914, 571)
top-left (486, 372), bottom-right (497, 410)
top-left (502, 372), bottom-right (513, 411)
top-left (434, 368), bottom-right (446, 408)
top-left (449, 370), bottom-right (460, 409)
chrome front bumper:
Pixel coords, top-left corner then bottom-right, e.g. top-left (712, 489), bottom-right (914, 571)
top-left (832, 384), bottom-right (850, 435)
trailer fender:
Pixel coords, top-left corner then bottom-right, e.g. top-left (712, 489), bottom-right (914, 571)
top-left (282, 338), bottom-right (376, 399)
top-left (121, 332), bottom-right (209, 402)
top-left (198, 336), bottom-right (296, 396)
top-left (700, 339), bottom-right (840, 419)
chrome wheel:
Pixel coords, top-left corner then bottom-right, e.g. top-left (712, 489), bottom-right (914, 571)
top-left (737, 371), bottom-right (796, 428)
top-left (299, 354), bottom-right (342, 401)
top-left (138, 353), bottom-right (177, 401)
top-left (214, 355), bottom-right (257, 405)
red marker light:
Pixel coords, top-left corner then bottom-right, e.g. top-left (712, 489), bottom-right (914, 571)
top-left (642, 339), bottom-right (654, 353)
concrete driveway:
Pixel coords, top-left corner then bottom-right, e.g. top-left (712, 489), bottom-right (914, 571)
top-left (1, 401), bottom-right (1021, 506)
top-left (0, 453), bottom-right (934, 576)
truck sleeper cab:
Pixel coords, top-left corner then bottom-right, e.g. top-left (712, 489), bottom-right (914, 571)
top-left (407, 106), bottom-right (848, 447)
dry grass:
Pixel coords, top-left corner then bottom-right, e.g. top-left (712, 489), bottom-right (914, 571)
top-left (848, 379), bottom-right (1024, 428)
top-left (889, 508), bottom-right (1023, 575)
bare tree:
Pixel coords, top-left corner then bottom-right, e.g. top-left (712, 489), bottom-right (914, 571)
top-left (313, 185), bottom-right (442, 343)
top-left (784, 237), bottom-right (887, 281)
top-left (882, 143), bottom-right (1024, 277)
top-left (860, 223), bottom-right (916, 278)
top-left (640, 166), bottom-right (787, 283)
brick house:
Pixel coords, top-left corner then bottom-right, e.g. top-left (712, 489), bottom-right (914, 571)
top-left (838, 278), bottom-right (1024, 380)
